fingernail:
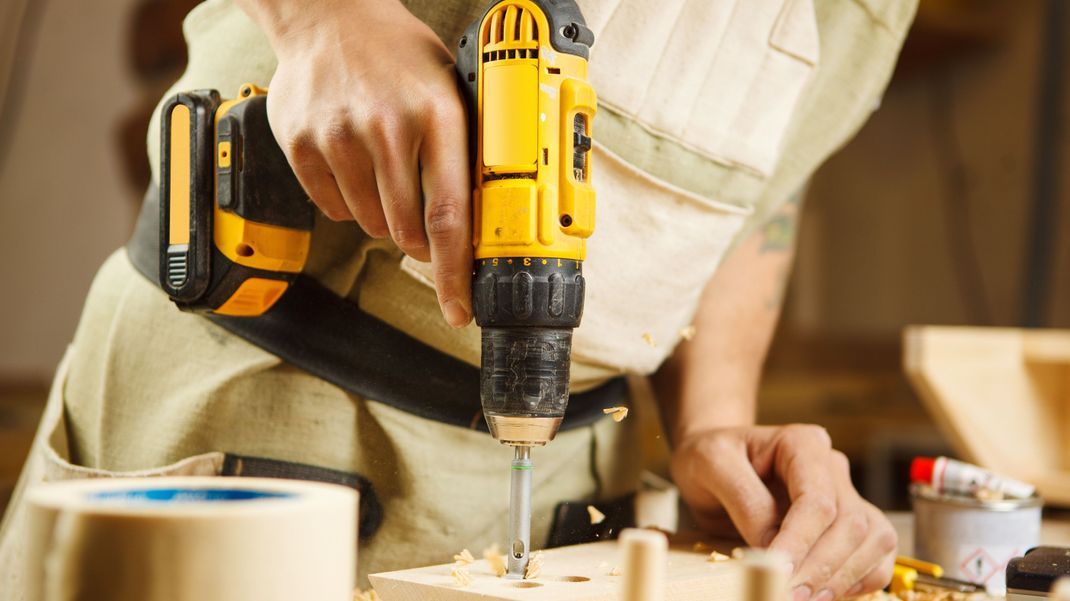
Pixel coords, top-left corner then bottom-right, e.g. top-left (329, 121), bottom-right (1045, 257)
top-left (443, 300), bottom-right (470, 327)
top-left (814, 589), bottom-right (834, 601)
top-left (792, 585), bottom-right (812, 601)
top-left (846, 582), bottom-right (864, 597)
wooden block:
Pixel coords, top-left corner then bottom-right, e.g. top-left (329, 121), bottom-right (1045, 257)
top-left (903, 326), bottom-right (1070, 505)
top-left (369, 540), bottom-right (746, 601)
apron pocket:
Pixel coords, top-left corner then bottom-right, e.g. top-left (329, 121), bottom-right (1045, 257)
top-left (570, 144), bottom-right (749, 374)
top-left (589, 0), bottom-right (820, 177)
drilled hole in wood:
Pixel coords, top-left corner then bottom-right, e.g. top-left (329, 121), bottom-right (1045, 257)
top-left (547, 576), bottom-right (590, 583)
top-left (511, 582), bottom-right (543, 588)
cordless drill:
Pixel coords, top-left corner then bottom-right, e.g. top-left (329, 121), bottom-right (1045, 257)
top-left (456, 0), bottom-right (597, 578)
top-left (158, 0), bottom-right (596, 579)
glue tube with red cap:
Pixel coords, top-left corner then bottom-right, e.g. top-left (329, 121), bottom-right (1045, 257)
top-left (911, 456), bottom-right (1036, 499)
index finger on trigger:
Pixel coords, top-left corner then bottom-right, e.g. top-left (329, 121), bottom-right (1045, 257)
top-left (419, 93), bottom-right (472, 328)
top-left (767, 425), bottom-right (839, 571)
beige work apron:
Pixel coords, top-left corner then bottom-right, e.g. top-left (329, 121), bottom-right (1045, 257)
top-left (0, 0), bottom-right (916, 597)
top-left (0, 254), bottom-right (644, 597)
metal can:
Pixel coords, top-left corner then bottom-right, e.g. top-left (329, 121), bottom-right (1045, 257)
top-left (912, 484), bottom-right (1043, 594)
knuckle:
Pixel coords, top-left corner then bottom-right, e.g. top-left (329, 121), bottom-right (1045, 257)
top-left (808, 495), bottom-right (838, 524)
top-left (800, 424), bottom-right (832, 447)
top-left (865, 561), bottom-right (896, 591)
top-left (362, 107), bottom-right (402, 149)
top-left (322, 115), bottom-right (356, 147)
top-left (831, 450), bottom-right (851, 473)
top-left (812, 563), bottom-right (835, 585)
top-left (285, 133), bottom-right (317, 165)
top-left (426, 199), bottom-right (465, 238)
top-left (392, 227), bottom-right (428, 250)
top-left (845, 511), bottom-right (870, 542)
top-left (875, 523), bottom-right (899, 554)
top-left (426, 94), bottom-right (465, 125)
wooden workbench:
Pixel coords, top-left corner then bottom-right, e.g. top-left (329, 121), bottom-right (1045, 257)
top-left (368, 511), bottom-right (1070, 601)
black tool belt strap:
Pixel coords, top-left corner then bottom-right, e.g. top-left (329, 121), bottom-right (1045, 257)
top-left (126, 187), bottom-right (627, 432)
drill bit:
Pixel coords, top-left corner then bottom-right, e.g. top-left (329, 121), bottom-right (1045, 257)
top-left (507, 445), bottom-right (533, 579)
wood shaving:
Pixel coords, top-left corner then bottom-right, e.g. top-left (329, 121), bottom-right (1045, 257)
top-left (691, 541), bottom-right (711, 553)
top-left (353, 590), bottom-right (380, 601)
top-left (731, 547), bottom-right (745, 559)
top-left (524, 551), bottom-right (543, 579)
top-left (450, 565), bottom-right (472, 587)
top-left (707, 551), bottom-right (731, 562)
top-left (608, 565), bottom-right (622, 576)
top-left (642, 332), bottom-right (657, 347)
top-left (483, 544), bottom-right (507, 577)
top-left (680, 325), bottom-right (697, 341)
top-left (851, 588), bottom-right (997, 601)
top-left (587, 505), bottom-right (606, 524)
top-left (453, 548), bottom-right (475, 565)
top-left (603, 406), bottom-right (629, 422)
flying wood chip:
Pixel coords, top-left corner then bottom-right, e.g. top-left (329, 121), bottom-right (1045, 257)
top-left (587, 505), bottom-right (606, 524)
top-left (603, 406), bottom-right (629, 422)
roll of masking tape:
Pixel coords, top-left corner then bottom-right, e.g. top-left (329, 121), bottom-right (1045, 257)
top-left (24, 477), bottom-right (357, 601)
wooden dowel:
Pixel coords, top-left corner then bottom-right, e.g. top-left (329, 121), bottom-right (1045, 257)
top-left (619, 528), bottom-right (668, 601)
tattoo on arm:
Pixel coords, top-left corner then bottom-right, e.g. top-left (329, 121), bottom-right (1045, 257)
top-left (759, 190), bottom-right (803, 254)
top-left (759, 190), bottom-right (805, 309)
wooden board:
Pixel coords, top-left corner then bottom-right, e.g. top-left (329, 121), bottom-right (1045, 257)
top-left (369, 541), bottom-right (746, 601)
top-left (903, 325), bottom-right (1070, 505)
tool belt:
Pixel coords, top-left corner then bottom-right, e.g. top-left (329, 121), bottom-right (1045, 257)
top-left (126, 187), bottom-right (627, 433)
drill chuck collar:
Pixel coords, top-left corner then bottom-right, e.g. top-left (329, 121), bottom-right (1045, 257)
top-left (473, 258), bottom-right (585, 445)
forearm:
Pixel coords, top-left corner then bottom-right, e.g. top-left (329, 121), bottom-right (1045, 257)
top-left (653, 191), bottom-right (804, 445)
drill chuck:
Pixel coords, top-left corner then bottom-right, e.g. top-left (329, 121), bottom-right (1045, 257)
top-left (473, 258), bottom-right (585, 445)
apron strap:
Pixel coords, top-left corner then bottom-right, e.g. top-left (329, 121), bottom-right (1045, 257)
top-left (127, 186), bottom-right (628, 433)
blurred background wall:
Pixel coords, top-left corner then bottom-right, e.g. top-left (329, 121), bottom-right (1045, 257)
top-left (0, 0), bottom-right (195, 510)
top-left (0, 0), bottom-right (1067, 513)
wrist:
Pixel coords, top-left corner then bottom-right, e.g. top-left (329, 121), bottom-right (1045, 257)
top-left (235, 0), bottom-right (392, 53)
top-left (670, 404), bottom-right (755, 450)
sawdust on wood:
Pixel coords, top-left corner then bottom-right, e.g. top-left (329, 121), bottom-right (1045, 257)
top-left (642, 333), bottom-right (657, 348)
top-left (482, 544), bottom-right (507, 577)
top-left (707, 551), bottom-right (731, 563)
top-left (453, 549), bottom-right (475, 565)
top-left (524, 551), bottom-right (543, 579)
top-left (450, 565), bottom-right (472, 587)
top-left (851, 589), bottom-right (995, 601)
top-left (587, 505), bottom-right (606, 524)
top-left (607, 565), bottom-right (622, 576)
top-left (603, 406), bottom-right (629, 422)
top-left (731, 547), bottom-right (745, 559)
top-left (680, 325), bottom-right (697, 341)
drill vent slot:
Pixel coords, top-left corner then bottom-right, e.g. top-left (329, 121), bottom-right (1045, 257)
top-left (482, 4), bottom-right (539, 64)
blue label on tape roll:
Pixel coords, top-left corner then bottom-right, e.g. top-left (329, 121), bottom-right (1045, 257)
top-left (89, 488), bottom-right (295, 503)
